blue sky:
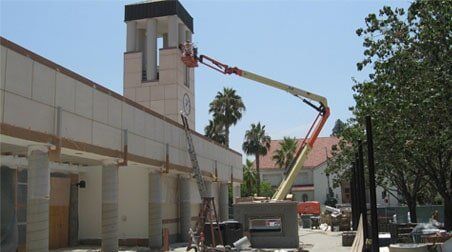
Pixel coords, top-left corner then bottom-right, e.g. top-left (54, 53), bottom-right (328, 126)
top-left (1, 0), bottom-right (409, 159)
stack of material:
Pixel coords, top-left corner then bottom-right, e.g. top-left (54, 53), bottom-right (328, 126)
top-left (320, 213), bottom-right (332, 226)
top-left (339, 214), bottom-right (351, 231)
top-left (388, 223), bottom-right (417, 243)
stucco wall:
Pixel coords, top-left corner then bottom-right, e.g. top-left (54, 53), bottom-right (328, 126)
top-left (118, 166), bottom-right (149, 239)
top-left (78, 166), bottom-right (102, 239)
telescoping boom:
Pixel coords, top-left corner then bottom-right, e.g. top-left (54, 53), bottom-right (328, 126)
top-left (180, 43), bottom-right (330, 200)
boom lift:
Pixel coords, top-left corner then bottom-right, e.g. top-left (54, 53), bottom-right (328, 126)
top-left (180, 43), bottom-right (330, 201)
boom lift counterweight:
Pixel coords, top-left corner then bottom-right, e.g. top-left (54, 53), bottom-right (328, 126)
top-left (181, 43), bottom-right (330, 201)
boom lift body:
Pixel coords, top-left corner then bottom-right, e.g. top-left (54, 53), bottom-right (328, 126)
top-left (181, 44), bottom-right (330, 201)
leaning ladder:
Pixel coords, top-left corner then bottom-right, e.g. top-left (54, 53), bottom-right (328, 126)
top-left (181, 115), bottom-right (223, 249)
top-left (181, 114), bottom-right (207, 198)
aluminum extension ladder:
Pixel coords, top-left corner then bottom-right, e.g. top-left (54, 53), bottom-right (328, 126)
top-left (181, 114), bottom-right (223, 250)
top-left (181, 114), bottom-right (207, 198)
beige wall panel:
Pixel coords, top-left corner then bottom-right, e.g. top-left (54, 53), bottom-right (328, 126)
top-left (150, 100), bottom-right (164, 115)
top-left (78, 167), bottom-right (102, 239)
top-left (164, 84), bottom-right (178, 100)
top-left (144, 114), bottom-right (155, 140)
top-left (128, 133), bottom-right (145, 156)
top-left (150, 85), bottom-right (164, 101)
top-left (0, 46), bottom-right (6, 90)
top-left (159, 52), bottom-right (178, 71)
top-left (92, 90), bottom-right (109, 124)
top-left (164, 124), bottom-right (175, 147)
top-left (124, 54), bottom-right (141, 74)
top-left (5, 49), bottom-right (32, 98)
top-left (61, 110), bottom-right (92, 144)
top-left (135, 86), bottom-right (150, 102)
top-left (55, 72), bottom-right (76, 112)
top-left (108, 96), bottom-right (122, 129)
top-left (4, 91), bottom-right (54, 133)
top-left (121, 102), bottom-right (134, 132)
top-left (133, 108), bottom-right (145, 136)
top-left (32, 62), bottom-right (56, 106)
top-left (168, 146), bottom-right (180, 166)
top-left (152, 119), bottom-right (165, 143)
top-left (75, 81), bottom-right (93, 119)
top-left (144, 138), bottom-right (164, 161)
top-left (92, 121), bottom-right (122, 150)
top-left (124, 87), bottom-right (136, 100)
top-left (118, 166), bottom-right (149, 239)
top-left (158, 69), bottom-right (178, 85)
top-left (164, 99), bottom-right (178, 116)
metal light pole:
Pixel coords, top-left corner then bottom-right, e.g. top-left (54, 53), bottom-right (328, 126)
top-left (357, 140), bottom-right (369, 248)
top-left (365, 116), bottom-right (379, 251)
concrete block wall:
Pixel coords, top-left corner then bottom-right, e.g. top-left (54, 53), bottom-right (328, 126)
top-left (0, 43), bottom-right (242, 183)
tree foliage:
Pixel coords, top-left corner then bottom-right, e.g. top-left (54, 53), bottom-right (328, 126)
top-left (204, 119), bottom-right (226, 145)
top-left (272, 137), bottom-right (298, 170)
top-left (206, 87), bottom-right (246, 147)
top-left (242, 122), bottom-right (271, 195)
top-left (328, 0), bottom-right (452, 228)
top-left (331, 119), bottom-right (347, 137)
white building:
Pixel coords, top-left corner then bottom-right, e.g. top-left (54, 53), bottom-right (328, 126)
top-left (0, 1), bottom-right (242, 251)
top-left (259, 137), bottom-right (398, 206)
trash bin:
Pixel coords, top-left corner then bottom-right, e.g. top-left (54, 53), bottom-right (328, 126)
top-left (310, 216), bottom-right (320, 229)
top-left (301, 214), bottom-right (312, 228)
top-left (222, 220), bottom-right (243, 246)
top-left (204, 222), bottom-right (223, 246)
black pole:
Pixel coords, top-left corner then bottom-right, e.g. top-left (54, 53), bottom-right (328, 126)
top-left (351, 161), bottom-right (359, 230)
top-left (366, 116), bottom-right (379, 251)
top-left (357, 140), bottom-right (369, 248)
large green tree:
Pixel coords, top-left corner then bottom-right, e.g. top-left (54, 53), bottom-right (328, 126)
top-left (328, 0), bottom-right (451, 228)
top-left (208, 87), bottom-right (246, 147)
top-left (242, 122), bottom-right (271, 195)
top-left (272, 137), bottom-right (298, 170)
top-left (241, 159), bottom-right (257, 196)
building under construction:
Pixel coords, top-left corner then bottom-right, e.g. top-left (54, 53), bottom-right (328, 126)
top-left (0, 1), bottom-right (242, 251)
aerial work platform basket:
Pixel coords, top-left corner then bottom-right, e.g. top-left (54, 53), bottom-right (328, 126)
top-left (180, 42), bottom-right (198, 67)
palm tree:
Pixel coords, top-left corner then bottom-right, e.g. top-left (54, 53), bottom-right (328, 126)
top-left (272, 137), bottom-right (298, 169)
top-left (209, 87), bottom-right (245, 147)
top-left (242, 159), bottom-right (257, 196)
top-left (242, 122), bottom-right (271, 195)
top-left (204, 119), bottom-right (226, 145)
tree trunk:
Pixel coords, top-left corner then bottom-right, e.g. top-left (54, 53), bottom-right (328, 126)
top-left (255, 154), bottom-right (261, 196)
top-left (225, 126), bottom-right (230, 148)
top-left (406, 198), bottom-right (418, 223)
top-left (444, 197), bottom-right (452, 231)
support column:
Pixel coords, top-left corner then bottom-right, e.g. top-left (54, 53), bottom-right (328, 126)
top-left (149, 172), bottom-right (162, 248)
top-left (219, 182), bottom-right (229, 221)
top-left (26, 145), bottom-right (50, 252)
top-left (146, 18), bottom-right (157, 80)
top-left (178, 24), bottom-right (186, 44)
top-left (167, 15), bottom-right (179, 48)
top-left (232, 183), bottom-right (241, 204)
top-left (126, 21), bottom-right (137, 52)
top-left (179, 177), bottom-right (192, 242)
top-left (102, 159), bottom-right (119, 252)
top-left (137, 29), bottom-right (146, 67)
top-left (185, 30), bottom-right (192, 43)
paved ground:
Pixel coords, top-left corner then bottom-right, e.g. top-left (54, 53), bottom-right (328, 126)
top-left (299, 228), bottom-right (350, 252)
top-left (51, 228), bottom-right (352, 251)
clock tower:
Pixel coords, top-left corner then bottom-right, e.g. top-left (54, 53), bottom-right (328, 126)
top-left (123, 0), bottom-right (195, 128)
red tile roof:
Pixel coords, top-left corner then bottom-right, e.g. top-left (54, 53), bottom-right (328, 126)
top-left (259, 136), bottom-right (339, 170)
